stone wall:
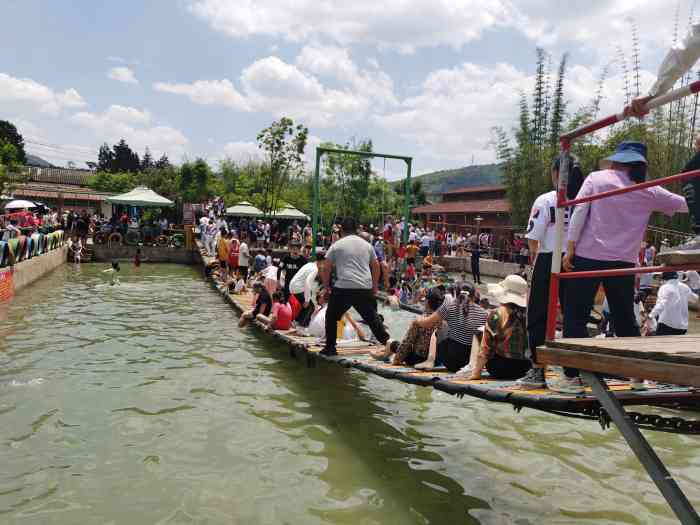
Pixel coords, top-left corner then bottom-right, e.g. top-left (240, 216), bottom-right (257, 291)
top-left (93, 244), bottom-right (197, 264)
top-left (435, 256), bottom-right (521, 278)
top-left (0, 245), bottom-right (68, 295)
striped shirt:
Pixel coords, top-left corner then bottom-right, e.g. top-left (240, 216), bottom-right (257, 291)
top-left (437, 301), bottom-right (488, 345)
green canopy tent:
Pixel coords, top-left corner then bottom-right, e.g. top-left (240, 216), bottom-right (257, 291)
top-left (271, 205), bottom-right (310, 221)
top-left (225, 201), bottom-right (264, 218)
top-left (107, 186), bottom-right (174, 207)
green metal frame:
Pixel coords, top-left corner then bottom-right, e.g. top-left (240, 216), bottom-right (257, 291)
top-left (312, 147), bottom-right (413, 255)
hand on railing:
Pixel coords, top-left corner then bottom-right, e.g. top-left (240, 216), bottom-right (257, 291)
top-left (624, 96), bottom-right (653, 119)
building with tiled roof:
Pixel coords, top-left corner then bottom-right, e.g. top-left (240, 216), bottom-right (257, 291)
top-left (412, 184), bottom-right (511, 231)
top-left (9, 167), bottom-right (114, 216)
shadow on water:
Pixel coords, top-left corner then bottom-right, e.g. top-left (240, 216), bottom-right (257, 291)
top-left (244, 332), bottom-right (488, 524)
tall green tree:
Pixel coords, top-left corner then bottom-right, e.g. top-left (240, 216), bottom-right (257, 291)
top-left (256, 117), bottom-right (308, 215)
top-left (322, 139), bottom-right (373, 221)
top-left (0, 120), bottom-right (26, 165)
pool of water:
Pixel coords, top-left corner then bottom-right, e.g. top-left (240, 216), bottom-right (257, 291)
top-left (1, 263), bottom-right (699, 524)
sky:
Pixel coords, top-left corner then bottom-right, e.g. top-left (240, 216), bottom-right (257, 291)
top-left (0, 0), bottom-right (695, 178)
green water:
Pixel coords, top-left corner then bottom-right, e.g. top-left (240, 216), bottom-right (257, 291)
top-left (1, 264), bottom-right (699, 524)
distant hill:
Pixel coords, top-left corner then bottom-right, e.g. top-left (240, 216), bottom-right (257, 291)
top-left (395, 164), bottom-right (502, 200)
top-left (25, 154), bottom-right (55, 168)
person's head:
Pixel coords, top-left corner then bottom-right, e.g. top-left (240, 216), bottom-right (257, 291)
top-left (272, 291), bottom-right (284, 304)
top-left (290, 241), bottom-right (300, 256)
top-left (662, 271), bottom-right (679, 281)
top-left (488, 275), bottom-right (528, 310)
top-left (341, 217), bottom-right (356, 235)
top-left (606, 141), bottom-right (648, 183)
top-left (112, 260), bottom-right (120, 272)
top-left (426, 287), bottom-right (444, 313)
top-left (457, 282), bottom-right (476, 305)
top-left (479, 297), bottom-right (490, 309)
top-left (252, 281), bottom-right (265, 294)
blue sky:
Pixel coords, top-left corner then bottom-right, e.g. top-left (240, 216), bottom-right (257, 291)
top-left (0, 0), bottom-right (691, 177)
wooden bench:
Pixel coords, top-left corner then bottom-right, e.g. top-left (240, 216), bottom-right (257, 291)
top-left (536, 336), bottom-right (700, 388)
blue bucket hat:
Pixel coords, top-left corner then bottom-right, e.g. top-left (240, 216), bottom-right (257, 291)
top-left (605, 141), bottom-right (647, 164)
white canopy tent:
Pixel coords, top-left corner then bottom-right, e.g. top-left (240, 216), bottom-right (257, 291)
top-left (4, 199), bottom-right (37, 210)
top-left (225, 201), bottom-right (264, 217)
top-left (271, 205), bottom-right (310, 221)
top-left (107, 186), bottom-right (174, 207)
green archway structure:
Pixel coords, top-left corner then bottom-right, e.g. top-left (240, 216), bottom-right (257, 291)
top-left (312, 146), bottom-right (413, 255)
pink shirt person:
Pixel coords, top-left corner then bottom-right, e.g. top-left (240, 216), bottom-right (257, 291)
top-left (271, 302), bottom-right (292, 330)
top-left (568, 169), bottom-right (687, 263)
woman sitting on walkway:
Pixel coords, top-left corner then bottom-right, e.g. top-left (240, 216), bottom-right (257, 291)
top-left (406, 282), bottom-right (488, 372)
top-left (465, 275), bottom-right (532, 380)
top-left (372, 288), bottom-right (446, 366)
top-left (257, 291), bottom-right (293, 331)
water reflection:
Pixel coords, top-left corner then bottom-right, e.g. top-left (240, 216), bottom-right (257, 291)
top-left (0, 263), bottom-right (697, 524)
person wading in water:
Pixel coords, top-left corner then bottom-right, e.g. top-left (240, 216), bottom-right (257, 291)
top-left (319, 218), bottom-right (390, 356)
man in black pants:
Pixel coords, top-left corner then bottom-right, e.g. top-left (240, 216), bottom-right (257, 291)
top-left (320, 218), bottom-right (390, 356)
top-left (516, 155), bottom-right (583, 390)
top-left (470, 243), bottom-right (481, 284)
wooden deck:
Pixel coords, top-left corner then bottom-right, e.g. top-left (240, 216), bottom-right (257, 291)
top-left (537, 336), bottom-right (700, 388)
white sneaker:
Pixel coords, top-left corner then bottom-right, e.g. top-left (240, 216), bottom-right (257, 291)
top-left (547, 374), bottom-right (585, 394)
top-left (455, 365), bottom-right (474, 376)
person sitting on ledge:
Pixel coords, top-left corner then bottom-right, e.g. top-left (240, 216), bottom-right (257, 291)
top-left (257, 291), bottom-right (293, 332)
top-left (372, 287), bottom-right (445, 365)
top-left (408, 282), bottom-right (488, 372)
top-left (239, 282), bottom-right (272, 328)
top-left (463, 275), bottom-right (532, 381)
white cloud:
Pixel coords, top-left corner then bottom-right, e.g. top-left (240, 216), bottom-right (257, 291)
top-left (154, 49), bottom-right (396, 127)
top-left (221, 141), bottom-right (261, 162)
top-left (108, 66), bottom-right (138, 84)
top-left (189, 0), bottom-right (521, 53)
top-left (0, 73), bottom-right (86, 115)
top-left (375, 60), bottom-right (657, 167)
top-left (70, 105), bottom-right (188, 161)
top-left (153, 79), bottom-right (249, 110)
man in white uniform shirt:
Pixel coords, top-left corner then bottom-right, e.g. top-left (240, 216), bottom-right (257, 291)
top-left (516, 155), bottom-right (583, 390)
top-left (650, 271), bottom-right (698, 335)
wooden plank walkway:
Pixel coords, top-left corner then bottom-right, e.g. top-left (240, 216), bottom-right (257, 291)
top-left (537, 337), bottom-right (700, 388)
top-left (195, 241), bottom-right (700, 413)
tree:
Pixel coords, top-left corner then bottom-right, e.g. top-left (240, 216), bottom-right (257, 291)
top-left (0, 142), bottom-right (23, 197)
top-left (141, 147), bottom-right (154, 171)
top-left (112, 139), bottom-right (140, 173)
top-left (256, 117), bottom-right (308, 215)
top-left (155, 153), bottom-right (171, 169)
top-left (0, 120), bottom-right (26, 165)
top-left (97, 143), bottom-right (114, 171)
top-left (178, 158), bottom-right (217, 202)
top-left (322, 139), bottom-right (373, 222)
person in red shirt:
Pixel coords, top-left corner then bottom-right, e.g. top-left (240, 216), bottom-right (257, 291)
top-left (257, 291), bottom-right (293, 331)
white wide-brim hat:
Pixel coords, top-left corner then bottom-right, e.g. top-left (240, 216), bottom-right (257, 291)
top-left (487, 275), bottom-right (528, 308)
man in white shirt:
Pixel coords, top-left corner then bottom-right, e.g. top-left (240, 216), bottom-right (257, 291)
top-left (517, 154), bottom-right (582, 391)
top-left (238, 240), bottom-right (250, 279)
top-left (650, 271), bottom-right (699, 335)
top-left (289, 250), bottom-right (325, 326)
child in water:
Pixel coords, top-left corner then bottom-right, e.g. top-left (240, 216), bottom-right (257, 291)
top-left (134, 246), bottom-right (142, 267)
top-left (103, 261), bottom-right (121, 285)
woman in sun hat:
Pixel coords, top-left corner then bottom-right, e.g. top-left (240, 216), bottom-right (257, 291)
top-left (465, 275), bottom-right (532, 381)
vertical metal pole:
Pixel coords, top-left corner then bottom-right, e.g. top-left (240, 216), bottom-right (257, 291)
top-left (546, 139), bottom-right (570, 341)
top-left (312, 148), bottom-right (322, 258)
top-left (403, 158), bottom-right (412, 246)
top-left (581, 371), bottom-right (700, 525)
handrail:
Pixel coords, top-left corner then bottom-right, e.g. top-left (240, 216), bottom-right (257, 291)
top-left (562, 79), bottom-right (700, 142)
top-left (558, 264), bottom-right (700, 279)
top-left (558, 169), bottom-right (700, 208)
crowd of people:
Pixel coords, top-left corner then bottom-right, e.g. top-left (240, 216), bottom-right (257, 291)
top-left (210, 136), bottom-right (700, 395)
